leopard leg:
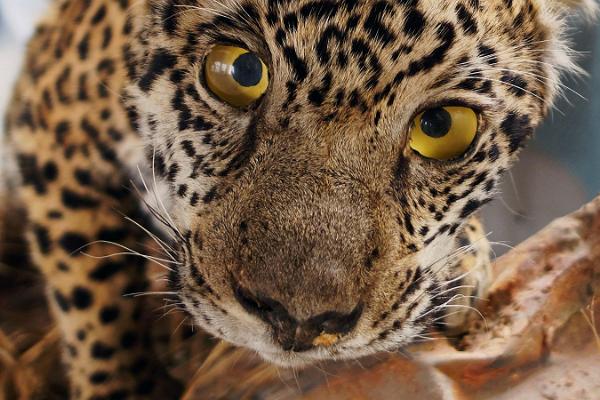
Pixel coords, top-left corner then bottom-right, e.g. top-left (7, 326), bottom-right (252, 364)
top-left (4, 2), bottom-right (183, 396)
top-left (17, 174), bottom-right (180, 399)
top-left (440, 216), bottom-right (493, 334)
top-left (8, 104), bottom-right (179, 400)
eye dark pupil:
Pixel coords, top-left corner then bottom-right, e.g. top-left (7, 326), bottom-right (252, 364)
top-left (420, 108), bottom-right (452, 138)
top-left (232, 52), bottom-right (263, 87)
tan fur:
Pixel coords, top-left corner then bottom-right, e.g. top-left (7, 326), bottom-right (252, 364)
top-left (3, 0), bottom-right (594, 398)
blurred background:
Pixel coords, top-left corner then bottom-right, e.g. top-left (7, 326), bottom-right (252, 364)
top-left (0, 1), bottom-right (598, 255)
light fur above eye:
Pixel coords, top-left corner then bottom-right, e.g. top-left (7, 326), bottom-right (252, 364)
top-left (409, 106), bottom-right (479, 161)
top-left (204, 45), bottom-right (269, 108)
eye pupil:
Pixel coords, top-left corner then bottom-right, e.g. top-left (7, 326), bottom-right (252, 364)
top-left (232, 52), bottom-right (263, 87)
top-left (420, 107), bottom-right (452, 138)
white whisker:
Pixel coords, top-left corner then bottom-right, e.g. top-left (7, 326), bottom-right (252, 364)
top-left (124, 291), bottom-right (178, 298)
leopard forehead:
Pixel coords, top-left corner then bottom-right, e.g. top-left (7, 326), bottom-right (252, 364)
top-left (126, 0), bottom-right (575, 358)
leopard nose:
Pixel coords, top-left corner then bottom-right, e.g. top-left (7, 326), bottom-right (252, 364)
top-left (234, 286), bottom-right (363, 352)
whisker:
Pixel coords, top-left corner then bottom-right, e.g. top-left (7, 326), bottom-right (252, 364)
top-left (124, 291), bottom-right (179, 298)
top-left (170, 315), bottom-right (189, 336)
top-left (427, 304), bottom-right (489, 331)
top-left (121, 213), bottom-right (177, 259)
top-left (77, 239), bottom-right (180, 265)
top-left (131, 173), bottom-right (181, 241)
top-left (150, 148), bottom-right (184, 240)
top-left (429, 285), bottom-right (476, 301)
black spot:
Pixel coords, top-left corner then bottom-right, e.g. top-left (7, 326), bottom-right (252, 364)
top-left (193, 116), bottom-right (213, 132)
top-left (91, 341), bottom-right (115, 359)
top-left (59, 232), bottom-right (89, 255)
top-left (167, 163), bottom-right (180, 182)
top-left (181, 140), bottom-right (196, 157)
top-left (16, 154), bottom-right (46, 194)
top-left (364, 248), bottom-right (380, 270)
top-left (107, 127), bottom-right (123, 141)
top-left (162, 0), bottom-right (179, 34)
top-left (78, 73), bottom-right (89, 100)
top-left (501, 112), bottom-right (533, 152)
top-left (61, 188), bottom-right (100, 209)
top-left (89, 261), bottom-right (124, 281)
top-left (98, 227), bottom-right (128, 243)
top-left (57, 261), bottom-right (70, 271)
top-left (403, 9), bottom-right (425, 37)
top-left (478, 44), bottom-right (498, 65)
top-left (16, 102), bottom-right (36, 129)
top-left (43, 161), bottom-right (58, 181)
top-left (283, 46), bottom-right (308, 81)
top-left (90, 371), bottom-right (110, 384)
top-left (99, 306), bottom-right (120, 324)
top-left (120, 331), bottom-right (138, 349)
top-left (66, 344), bottom-right (78, 358)
top-left (74, 169), bottom-right (92, 186)
top-left (97, 58), bottom-right (116, 75)
top-left (203, 187), bottom-right (218, 203)
top-left (398, 268), bottom-right (422, 304)
top-left (33, 224), bottom-right (52, 254)
top-left (72, 287), bottom-right (93, 309)
top-left (138, 49), bottom-right (178, 92)
top-left (78, 33), bottom-right (90, 60)
top-left (102, 26), bottom-right (113, 49)
top-left (407, 23), bottom-right (455, 76)
top-left (364, 1), bottom-right (396, 46)
top-left (501, 72), bottom-right (528, 97)
top-left (190, 192), bottom-right (200, 206)
top-left (172, 88), bottom-right (192, 131)
top-left (91, 5), bottom-right (107, 25)
top-left (283, 13), bottom-right (299, 31)
top-left (403, 213), bottom-right (415, 236)
top-left (308, 72), bottom-right (333, 106)
top-left (316, 26), bottom-right (345, 64)
top-left (55, 66), bottom-right (72, 104)
top-left (488, 144), bottom-right (500, 161)
top-left (456, 4), bottom-right (477, 35)
top-left (460, 199), bottom-right (482, 219)
top-left (53, 289), bottom-right (71, 312)
top-left (55, 120), bottom-right (71, 143)
top-left (177, 184), bottom-right (188, 198)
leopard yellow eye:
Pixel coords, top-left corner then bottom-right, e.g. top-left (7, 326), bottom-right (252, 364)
top-left (204, 45), bottom-right (269, 108)
top-left (409, 106), bottom-right (478, 161)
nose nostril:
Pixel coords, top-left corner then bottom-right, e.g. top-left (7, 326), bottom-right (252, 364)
top-left (308, 303), bottom-right (364, 337)
top-left (234, 286), bottom-right (274, 317)
top-left (234, 286), bottom-right (363, 353)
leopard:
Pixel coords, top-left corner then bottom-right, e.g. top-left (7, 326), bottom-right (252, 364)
top-left (3, 0), bottom-right (596, 398)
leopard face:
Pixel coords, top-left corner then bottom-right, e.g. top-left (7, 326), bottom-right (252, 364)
top-left (128, 0), bottom-right (587, 366)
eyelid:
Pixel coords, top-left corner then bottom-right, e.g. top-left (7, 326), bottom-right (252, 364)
top-left (209, 38), bottom-right (272, 68)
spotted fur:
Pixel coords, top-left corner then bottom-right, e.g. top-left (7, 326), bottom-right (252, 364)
top-left (3, 0), bottom-right (595, 398)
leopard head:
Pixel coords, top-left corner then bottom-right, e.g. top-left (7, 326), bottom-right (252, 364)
top-left (128, 0), bottom-right (595, 365)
